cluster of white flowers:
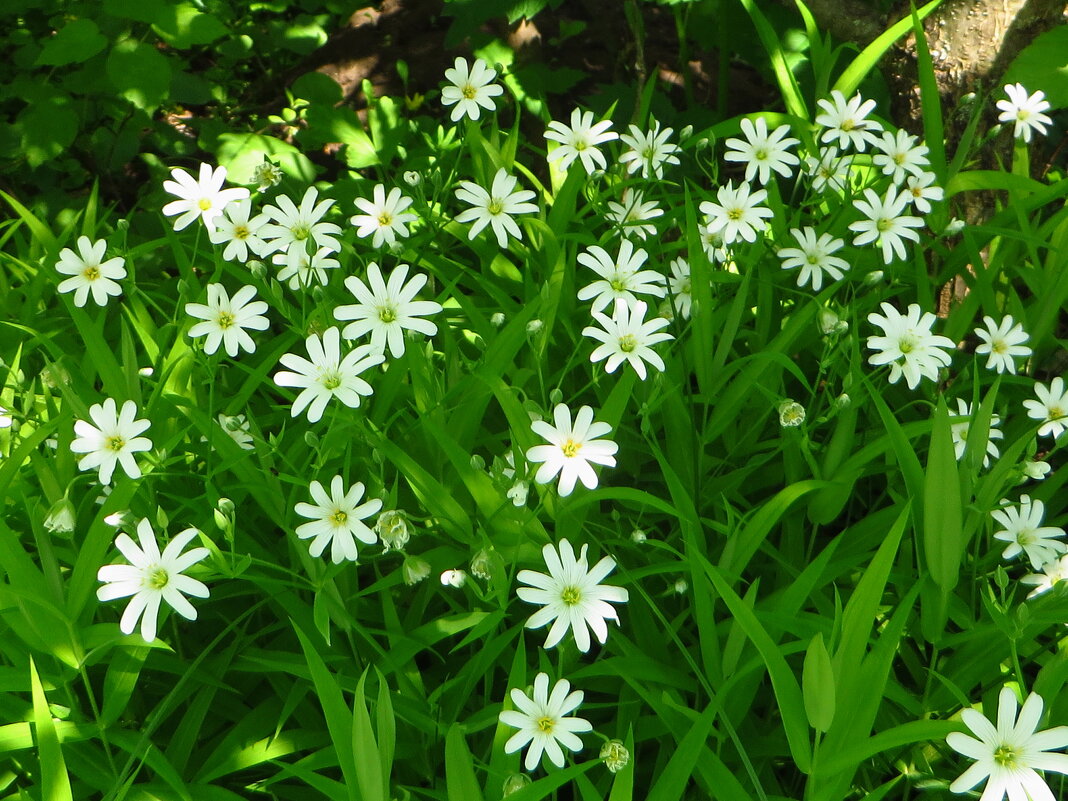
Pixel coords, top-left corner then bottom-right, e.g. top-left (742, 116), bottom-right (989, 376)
top-left (47, 55), bottom-right (1065, 795)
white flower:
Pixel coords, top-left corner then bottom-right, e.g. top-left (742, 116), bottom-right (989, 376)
top-left (700, 227), bottom-right (730, 263)
top-left (724, 117), bottom-right (800, 184)
top-left (96, 519), bottom-right (210, 643)
top-left (252, 160), bottom-right (283, 192)
top-left (992, 494), bottom-right (1066, 569)
top-left (872, 129), bottom-right (930, 184)
top-left (575, 240), bottom-right (665, 313)
top-left (350, 185), bottom-right (418, 249)
top-left (1021, 554), bottom-right (1068, 598)
top-left (526, 403), bottom-right (618, 496)
top-left (700, 181), bottom-right (774, 245)
top-left (996, 83), bottom-right (1053, 144)
top-left (950, 398), bottom-right (1003, 467)
top-left (545, 109), bottom-right (617, 174)
top-left (866, 302), bottom-right (955, 389)
top-left (208, 199), bottom-right (270, 262)
top-left (814, 90), bottom-right (883, 151)
top-left (1024, 377), bottom-right (1068, 438)
top-left (778, 400), bottom-right (806, 427)
top-left (1022, 457), bottom-right (1052, 482)
top-left (440, 569), bottom-right (467, 588)
top-left (667, 257), bottom-right (692, 319)
top-left (273, 327), bottom-right (384, 423)
top-left (260, 187), bottom-right (342, 259)
top-left (805, 146), bottom-right (851, 193)
top-left (618, 120), bottom-right (681, 179)
top-left (499, 673), bottom-right (593, 771)
top-left (946, 686), bottom-right (1068, 801)
top-left (454, 168), bottom-right (538, 248)
top-left (604, 188), bottom-right (663, 240)
top-left (273, 247), bottom-right (339, 291)
top-left (974, 315), bottom-right (1031, 374)
top-left (215, 413), bottom-right (254, 450)
top-left (162, 163), bottom-right (249, 231)
top-left (71, 398), bottom-right (153, 485)
top-left (334, 263), bottom-right (442, 358)
top-left (294, 476), bottom-right (381, 563)
top-left (440, 57), bottom-right (504, 122)
top-left (185, 284), bottom-right (269, 357)
top-left (904, 172), bottom-right (944, 214)
top-left (516, 538), bottom-right (630, 652)
top-left (55, 236), bottom-right (127, 307)
top-left (582, 298), bottom-right (673, 380)
top-left (849, 187), bottom-right (924, 264)
top-left (777, 227), bottom-right (849, 291)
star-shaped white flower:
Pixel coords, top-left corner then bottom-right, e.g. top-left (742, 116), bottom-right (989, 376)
top-left (185, 284), bottom-right (270, 357)
top-left (526, 403), bottom-right (618, 496)
top-left (777, 227), bottom-right (849, 291)
top-left (700, 181), bottom-right (774, 245)
top-left (724, 117), bottom-right (800, 184)
top-left (97, 519), bottom-right (210, 643)
top-left (582, 298), bottom-right (673, 380)
top-left (974, 315), bottom-right (1031, 375)
top-left (273, 246), bottom-right (340, 291)
top-left (71, 398), bottom-right (153, 485)
top-left (162, 163), bottom-right (249, 231)
top-left (260, 186), bottom-right (342, 259)
top-left (604, 188), bottom-right (663, 240)
top-left (618, 119), bottom-right (681, 179)
top-left (294, 476), bottom-right (382, 563)
top-left (516, 538), bottom-right (629, 652)
top-left (1021, 554), bottom-right (1068, 599)
top-left (872, 129), bottom-right (930, 184)
top-left (949, 397), bottom-right (1003, 468)
top-left (273, 327), bottom-right (384, 423)
top-left (814, 90), bottom-right (883, 151)
top-left (667, 257), bottom-right (693, 319)
top-left (904, 171), bottom-right (945, 214)
top-left (454, 168), bottom-right (538, 248)
top-left (996, 83), bottom-right (1053, 144)
top-left (333, 262), bottom-right (442, 358)
top-left (440, 57), bottom-right (504, 122)
top-left (946, 686), bottom-right (1068, 801)
top-left (991, 494), bottom-right (1066, 569)
top-left (805, 146), bottom-right (852, 194)
top-left (1023, 377), bottom-right (1068, 439)
top-left (849, 187), bottom-right (924, 264)
top-left (499, 673), bottom-right (593, 771)
top-left (866, 302), bottom-right (955, 389)
top-left (350, 184), bottom-right (418, 249)
top-left (55, 236), bottom-right (127, 307)
top-left (545, 109), bottom-right (617, 174)
top-left (208, 198), bottom-right (270, 262)
top-left (575, 239), bottom-right (665, 313)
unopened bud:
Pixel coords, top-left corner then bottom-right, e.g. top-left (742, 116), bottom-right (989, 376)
top-left (526, 318), bottom-right (543, 336)
top-left (403, 170), bottom-right (421, 187)
top-left (377, 510), bottom-right (412, 551)
top-left (507, 480), bottom-right (528, 507)
top-left (44, 497), bottom-right (76, 535)
top-left (502, 774), bottom-right (531, 796)
top-left (600, 740), bottom-right (630, 773)
top-left (631, 528), bottom-right (647, 544)
top-left (248, 260), bottom-right (267, 279)
top-left (402, 555), bottom-right (431, 585)
top-left (440, 568), bottom-right (467, 588)
top-left (470, 548), bottom-right (494, 581)
top-left (490, 311), bottom-right (506, 328)
top-left (548, 388), bottom-right (563, 405)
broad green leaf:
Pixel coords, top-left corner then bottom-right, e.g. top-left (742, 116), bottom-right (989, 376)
top-left (924, 397), bottom-right (963, 592)
top-left (1003, 26), bottom-right (1068, 109)
top-left (214, 133), bottom-right (318, 185)
top-left (107, 39), bottom-right (172, 109)
top-left (803, 633), bottom-right (835, 733)
top-left (18, 96), bottom-right (79, 168)
top-left (36, 18), bottom-right (108, 66)
top-left (30, 658), bottom-right (73, 801)
top-left (445, 724), bottom-right (485, 801)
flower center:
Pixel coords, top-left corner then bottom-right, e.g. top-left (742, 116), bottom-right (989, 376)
top-left (618, 334), bottom-right (638, 353)
top-left (609, 278), bottom-right (627, 292)
top-left (755, 148), bottom-right (769, 161)
top-left (876, 217), bottom-right (893, 232)
top-left (198, 198), bottom-right (213, 211)
top-left (105, 434), bottom-right (126, 452)
top-left (233, 224), bottom-right (250, 240)
top-left (292, 224), bottom-right (311, 241)
top-left (992, 339), bottom-right (1008, 354)
top-left (461, 83), bottom-right (477, 100)
top-left (993, 743), bottom-right (1020, 767)
top-left (330, 509), bottom-right (348, 526)
top-left (681, 279), bottom-right (691, 293)
top-left (321, 371), bottom-right (343, 391)
top-left (216, 311), bottom-right (235, 330)
top-left (379, 305), bottom-right (398, 323)
top-left (898, 335), bottom-right (917, 354)
top-left (487, 199), bottom-right (504, 216)
top-left (561, 585), bottom-right (583, 606)
top-left (841, 119), bottom-right (856, 132)
top-left (536, 716), bottom-right (556, 733)
top-left (83, 265), bottom-right (101, 281)
top-left (575, 139), bottom-right (588, 151)
top-left (807, 253), bottom-right (821, 265)
top-left (727, 207), bottom-right (744, 221)
top-left (377, 211), bottom-right (393, 226)
top-left (893, 153), bottom-right (906, 165)
top-left (561, 438), bottom-right (582, 458)
top-left (147, 566), bottom-right (170, 590)
top-left (1017, 530), bottom-right (1035, 546)
top-left (1016, 110), bottom-right (1030, 122)
top-left (642, 146), bottom-right (656, 160)
top-left (1050, 405), bottom-right (1065, 420)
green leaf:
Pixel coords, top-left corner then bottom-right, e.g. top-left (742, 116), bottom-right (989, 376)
top-left (803, 633), bottom-right (835, 733)
top-left (445, 724), bottom-right (485, 801)
top-left (152, 5), bottom-right (229, 48)
top-left (18, 96), bottom-right (78, 168)
top-left (302, 106), bottom-right (379, 168)
top-left (107, 39), bottom-right (172, 109)
top-left (832, 0), bottom-right (944, 97)
top-left (735, 0), bottom-right (808, 119)
top-left (35, 18), bottom-right (108, 66)
top-left (30, 658), bottom-right (73, 801)
top-left (352, 670), bottom-right (385, 801)
top-left (924, 397), bottom-right (963, 591)
top-left (1003, 26), bottom-right (1068, 109)
top-left (214, 133), bottom-right (318, 185)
